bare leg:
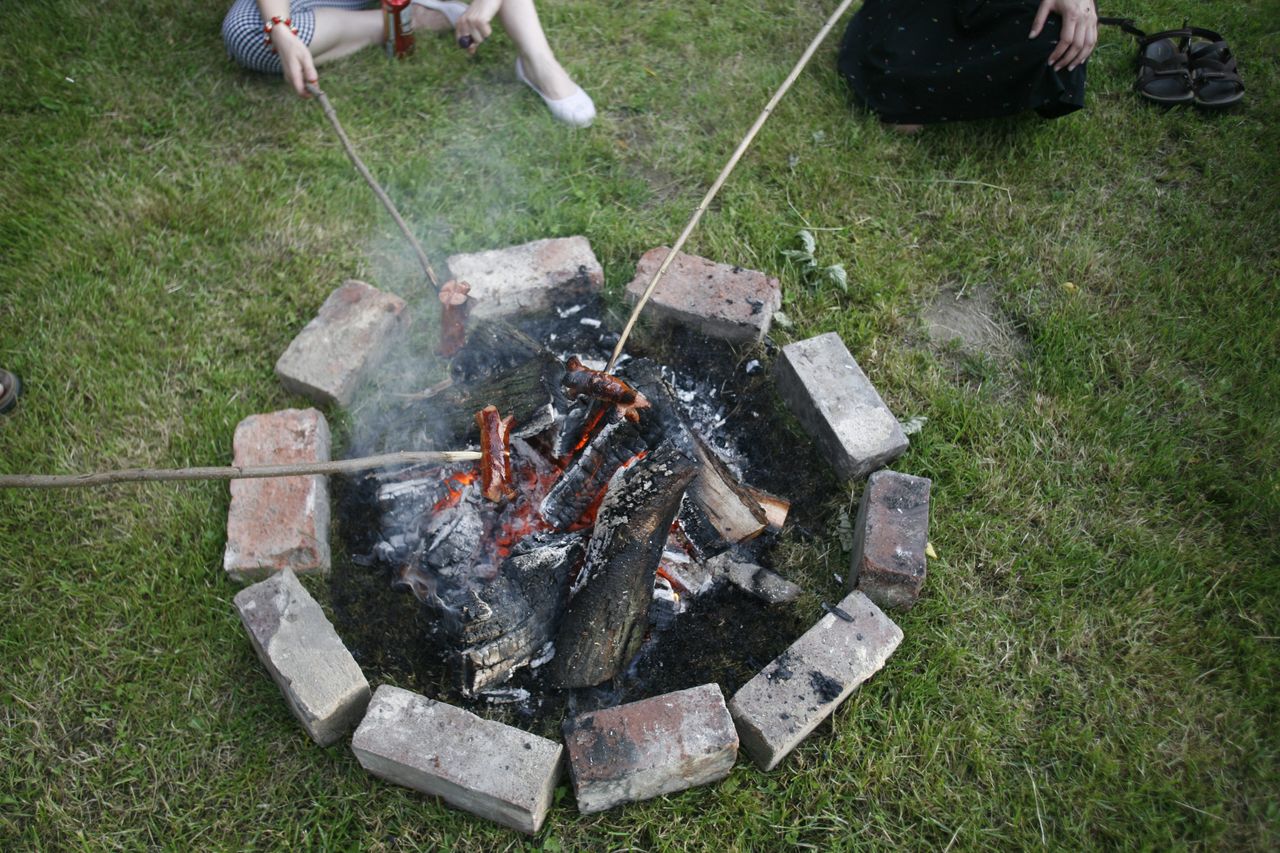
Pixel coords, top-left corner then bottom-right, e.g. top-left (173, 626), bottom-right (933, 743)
top-left (496, 0), bottom-right (576, 99)
top-left (308, 8), bottom-right (384, 65)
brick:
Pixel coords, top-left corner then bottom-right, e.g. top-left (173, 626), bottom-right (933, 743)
top-left (774, 332), bottom-right (908, 481)
top-left (446, 236), bottom-right (603, 320)
top-left (275, 280), bottom-right (408, 407)
top-left (351, 685), bottom-right (563, 834)
top-left (728, 590), bottom-right (901, 771)
top-left (850, 470), bottom-right (931, 611)
top-left (624, 247), bottom-right (782, 343)
top-left (234, 569), bottom-right (370, 746)
top-left (562, 684), bottom-right (738, 814)
top-left (707, 553), bottom-right (803, 605)
top-left (223, 408), bottom-right (331, 582)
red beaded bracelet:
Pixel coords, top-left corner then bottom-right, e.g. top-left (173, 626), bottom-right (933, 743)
top-left (262, 16), bottom-right (299, 53)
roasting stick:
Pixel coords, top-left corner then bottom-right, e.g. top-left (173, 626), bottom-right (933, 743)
top-left (305, 82), bottom-right (441, 291)
top-left (605, 0), bottom-right (858, 372)
top-left (0, 450), bottom-right (481, 490)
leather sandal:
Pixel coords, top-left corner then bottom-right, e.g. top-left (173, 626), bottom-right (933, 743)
top-left (0, 369), bottom-right (20, 415)
top-left (1186, 27), bottom-right (1244, 108)
top-left (1135, 28), bottom-right (1194, 104)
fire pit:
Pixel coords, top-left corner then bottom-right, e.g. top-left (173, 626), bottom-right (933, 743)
top-left (333, 293), bottom-right (822, 727)
top-left (231, 250), bottom-right (918, 833)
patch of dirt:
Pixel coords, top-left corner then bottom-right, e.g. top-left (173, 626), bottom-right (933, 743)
top-left (922, 284), bottom-right (1028, 369)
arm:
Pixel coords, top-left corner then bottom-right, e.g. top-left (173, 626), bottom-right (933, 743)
top-left (256, 1), bottom-right (319, 96)
top-left (1030, 0), bottom-right (1098, 72)
top-left (454, 0), bottom-right (502, 54)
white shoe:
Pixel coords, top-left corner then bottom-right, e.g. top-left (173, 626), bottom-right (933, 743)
top-left (410, 0), bottom-right (468, 28)
top-left (516, 57), bottom-right (595, 128)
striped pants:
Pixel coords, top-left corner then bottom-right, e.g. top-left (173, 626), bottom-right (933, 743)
top-left (222, 0), bottom-right (374, 74)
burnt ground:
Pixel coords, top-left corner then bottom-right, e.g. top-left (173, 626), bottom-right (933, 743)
top-left (330, 295), bottom-right (834, 735)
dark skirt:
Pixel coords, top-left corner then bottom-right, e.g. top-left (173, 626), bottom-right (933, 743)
top-left (837, 0), bottom-right (1087, 124)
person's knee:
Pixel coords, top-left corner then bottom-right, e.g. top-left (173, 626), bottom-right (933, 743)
top-left (222, 0), bottom-right (265, 67)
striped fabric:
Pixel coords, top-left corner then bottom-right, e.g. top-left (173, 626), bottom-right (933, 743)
top-left (222, 0), bottom-right (374, 73)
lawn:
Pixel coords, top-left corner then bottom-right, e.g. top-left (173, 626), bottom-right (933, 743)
top-left (1, 0), bottom-right (1277, 849)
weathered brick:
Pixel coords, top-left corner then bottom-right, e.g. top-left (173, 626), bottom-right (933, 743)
top-left (624, 247), bottom-right (782, 342)
top-left (446, 236), bottom-right (603, 320)
top-left (275, 280), bottom-right (408, 407)
top-left (351, 685), bottom-right (563, 834)
top-left (223, 408), bottom-right (331, 582)
top-left (234, 569), bottom-right (370, 746)
top-left (774, 332), bottom-right (908, 481)
top-left (850, 469), bottom-right (931, 611)
top-left (562, 683), bottom-right (738, 814)
top-left (728, 590), bottom-right (901, 771)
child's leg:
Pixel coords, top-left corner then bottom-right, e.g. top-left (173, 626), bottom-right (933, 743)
top-left (496, 0), bottom-right (576, 100)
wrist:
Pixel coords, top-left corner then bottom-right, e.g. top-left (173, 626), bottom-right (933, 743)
top-left (263, 16), bottom-right (300, 53)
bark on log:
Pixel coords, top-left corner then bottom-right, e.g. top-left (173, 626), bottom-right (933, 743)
top-left (549, 443), bottom-right (698, 688)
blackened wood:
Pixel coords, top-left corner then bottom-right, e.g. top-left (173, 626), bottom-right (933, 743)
top-left (549, 443), bottom-right (698, 688)
top-left (456, 532), bottom-right (586, 693)
top-left (621, 359), bottom-right (698, 460)
top-left (539, 417), bottom-right (649, 530)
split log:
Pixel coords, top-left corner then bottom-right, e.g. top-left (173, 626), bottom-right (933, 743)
top-left (686, 432), bottom-right (768, 545)
top-left (549, 443), bottom-right (698, 688)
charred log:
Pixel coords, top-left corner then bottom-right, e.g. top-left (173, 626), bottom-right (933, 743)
top-left (539, 416), bottom-right (649, 530)
top-left (549, 443), bottom-right (698, 688)
top-left (454, 532), bottom-right (586, 694)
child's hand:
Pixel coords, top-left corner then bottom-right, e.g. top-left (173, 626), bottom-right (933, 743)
top-left (455, 0), bottom-right (502, 54)
top-left (273, 27), bottom-right (319, 96)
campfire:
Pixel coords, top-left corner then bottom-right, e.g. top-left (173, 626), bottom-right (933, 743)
top-left (351, 305), bottom-right (793, 701)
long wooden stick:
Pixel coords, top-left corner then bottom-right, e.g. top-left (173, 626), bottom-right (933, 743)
top-left (606, 0), bottom-right (858, 371)
top-left (306, 82), bottom-right (441, 291)
top-left (0, 451), bottom-right (481, 490)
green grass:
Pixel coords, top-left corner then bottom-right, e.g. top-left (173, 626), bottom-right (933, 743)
top-left (2, 0), bottom-right (1278, 848)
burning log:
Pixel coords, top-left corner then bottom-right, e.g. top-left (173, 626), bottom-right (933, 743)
top-left (549, 443), bottom-right (698, 688)
top-left (563, 356), bottom-right (650, 423)
top-left (435, 279), bottom-right (471, 358)
top-left (538, 416), bottom-right (649, 531)
top-left (475, 406), bottom-right (516, 503)
top-left (455, 532), bottom-right (586, 694)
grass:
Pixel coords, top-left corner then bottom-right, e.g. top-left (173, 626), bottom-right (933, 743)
top-left (2, 0), bottom-right (1278, 848)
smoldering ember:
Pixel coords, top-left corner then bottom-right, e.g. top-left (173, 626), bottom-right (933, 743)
top-left (226, 237), bottom-right (930, 833)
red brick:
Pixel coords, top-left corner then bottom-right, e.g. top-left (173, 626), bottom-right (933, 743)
top-left (850, 469), bottom-right (931, 610)
top-left (562, 683), bottom-right (738, 813)
top-left (624, 247), bottom-right (782, 342)
top-left (223, 408), bottom-right (331, 582)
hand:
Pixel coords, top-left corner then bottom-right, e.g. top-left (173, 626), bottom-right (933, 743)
top-left (455, 0), bottom-right (502, 54)
top-left (273, 27), bottom-right (319, 97)
top-left (1030, 0), bottom-right (1098, 72)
